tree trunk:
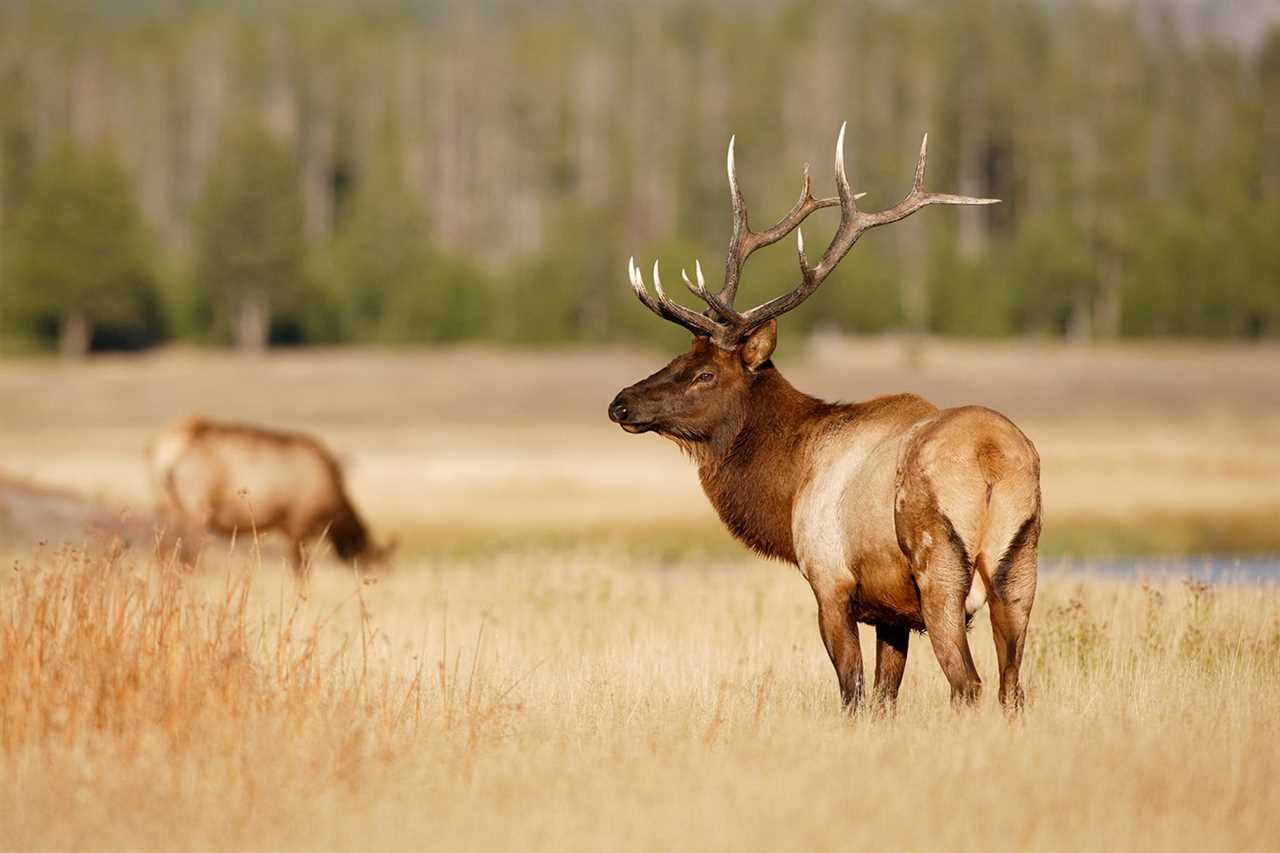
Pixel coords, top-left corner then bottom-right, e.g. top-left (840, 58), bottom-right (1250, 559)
top-left (901, 59), bottom-right (937, 369)
top-left (59, 312), bottom-right (92, 359)
top-left (1067, 287), bottom-right (1093, 342)
top-left (898, 220), bottom-right (929, 369)
top-left (1093, 254), bottom-right (1123, 338)
top-left (302, 73), bottom-right (336, 242)
top-left (235, 292), bottom-right (270, 353)
top-left (956, 121), bottom-right (989, 261)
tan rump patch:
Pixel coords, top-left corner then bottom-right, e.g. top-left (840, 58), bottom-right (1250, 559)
top-left (975, 438), bottom-right (1005, 485)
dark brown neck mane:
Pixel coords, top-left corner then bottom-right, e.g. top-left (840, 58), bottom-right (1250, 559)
top-left (694, 367), bottom-right (832, 564)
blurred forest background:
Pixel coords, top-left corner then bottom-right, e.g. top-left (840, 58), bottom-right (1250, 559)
top-left (1, 0), bottom-right (1279, 356)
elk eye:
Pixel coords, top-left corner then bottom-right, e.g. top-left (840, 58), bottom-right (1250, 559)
top-left (695, 371), bottom-right (715, 384)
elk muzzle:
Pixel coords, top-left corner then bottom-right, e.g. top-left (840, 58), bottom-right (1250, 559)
top-left (608, 391), bottom-right (650, 433)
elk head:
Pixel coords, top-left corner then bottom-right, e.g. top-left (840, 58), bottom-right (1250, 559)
top-left (609, 123), bottom-right (998, 444)
top-left (330, 513), bottom-right (398, 570)
top-left (607, 318), bottom-right (779, 447)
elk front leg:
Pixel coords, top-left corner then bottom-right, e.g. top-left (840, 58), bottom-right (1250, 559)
top-left (810, 578), bottom-right (865, 712)
top-left (158, 502), bottom-right (206, 570)
top-left (872, 624), bottom-right (910, 708)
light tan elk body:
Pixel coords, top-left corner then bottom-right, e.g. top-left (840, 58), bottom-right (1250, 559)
top-left (609, 126), bottom-right (1040, 711)
top-left (148, 417), bottom-right (392, 576)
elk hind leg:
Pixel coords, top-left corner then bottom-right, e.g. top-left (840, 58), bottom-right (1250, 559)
top-left (914, 528), bottom-right (982, 706)
top-left (986, 518), bottom-right (1039, 713)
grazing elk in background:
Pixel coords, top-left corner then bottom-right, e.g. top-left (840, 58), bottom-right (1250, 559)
top-left (609, 125), bottom-right (1041, 712)
top-left (148, 417), bottom-right (394, 577)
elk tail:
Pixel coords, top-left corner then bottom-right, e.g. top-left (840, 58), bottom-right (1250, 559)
top-left (965, 555), bottom-right (989, 617)
top-left (973, 445), bottom-right (1040, 609)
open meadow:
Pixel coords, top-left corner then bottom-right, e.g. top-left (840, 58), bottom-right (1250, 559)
top-left (2, 543), bottom-right (1278, 851)
top-left (3, 339), bottom-right (1280, 556)
top-left (4, 0), bottom-right (1279, 846)
top-left (2, 340), bottom-right (1279, 851)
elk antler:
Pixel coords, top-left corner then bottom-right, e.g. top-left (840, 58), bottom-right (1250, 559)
top-left (627, 124), bottom-right (999, 348)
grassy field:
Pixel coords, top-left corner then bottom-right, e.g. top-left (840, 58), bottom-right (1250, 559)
top-left (1, 542), bottom-right (1277, 851)
top-left (1, 341), bottom-right (1279, 851)
top-left (2, 340), bottom-right (1280, 557)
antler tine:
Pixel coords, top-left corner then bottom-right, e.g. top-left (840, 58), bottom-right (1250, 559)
top-left (718, 135), bottom-right (749, 308)
top-left (727, 136), bottom-right (745, 225)
top-left (651, 260), bottom-right (724, 337)
top-left (834, 121), bottom-right (856, 217)
top-left (796, 228), bottom-right (815, 284)
top-left (625, 127), bottom-right (995, 348)
top-left (650, 259), bottom-right (675, 305)
top-left (717, 136), bottom-right (845, 308)
top-left (627, 256), bottom-right (655, 309)
top-left (734, 128), bottom-right (999, 332)
top-left (850, 132), bottom-right (999, 232)
top-left (681, 267), bottom-right (700, 300)
top-left (913, 131), bottom-right (928, 192)
top-left (683, 260), bottom-right (744, 325)
top-left (628, 257), bottom-right (721, 338)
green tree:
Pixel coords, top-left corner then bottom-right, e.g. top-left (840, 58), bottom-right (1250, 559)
top-left (194, 125), bottom-right (306, 351)
top-left (320, 172), bottom-right (491, 343)
top-left (6, 146), bottom-right (160, 357)
top-left (0, 2), bottom-right (1277, 346)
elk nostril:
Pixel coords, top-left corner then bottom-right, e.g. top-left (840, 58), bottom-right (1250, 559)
top-left (608, 394), bottom-right (632, 422)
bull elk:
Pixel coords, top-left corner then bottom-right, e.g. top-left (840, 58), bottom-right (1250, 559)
top-left (148, 417), bottom-right (394, 576)
top-left (609, 126), bottom-right (1040, 711)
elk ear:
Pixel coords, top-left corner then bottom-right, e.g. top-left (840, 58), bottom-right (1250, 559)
top-left (739, 320), bottom-right (777, 371)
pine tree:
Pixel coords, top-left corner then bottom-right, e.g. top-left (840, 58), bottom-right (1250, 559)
top-left (7, 146), bottom-right (159, 357)
top-left (193, 124), bottom-right (306, 351)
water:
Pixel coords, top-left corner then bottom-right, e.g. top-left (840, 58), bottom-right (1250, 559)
top-left (1045, 554), bottom-right (1280, 583)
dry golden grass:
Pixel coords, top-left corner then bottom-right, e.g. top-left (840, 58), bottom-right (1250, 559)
top-left (2, 540), bottom-right (1277, 852)
top-left (2, 342), bottom-right (1279, 850)
top-left (3, 341), bottom-right (1280, 555)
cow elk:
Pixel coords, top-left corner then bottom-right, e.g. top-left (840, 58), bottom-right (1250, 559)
top-left (148, 417), bottom-right (394, 577)
top-left (609, 125), bottom-right (1041, 712)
